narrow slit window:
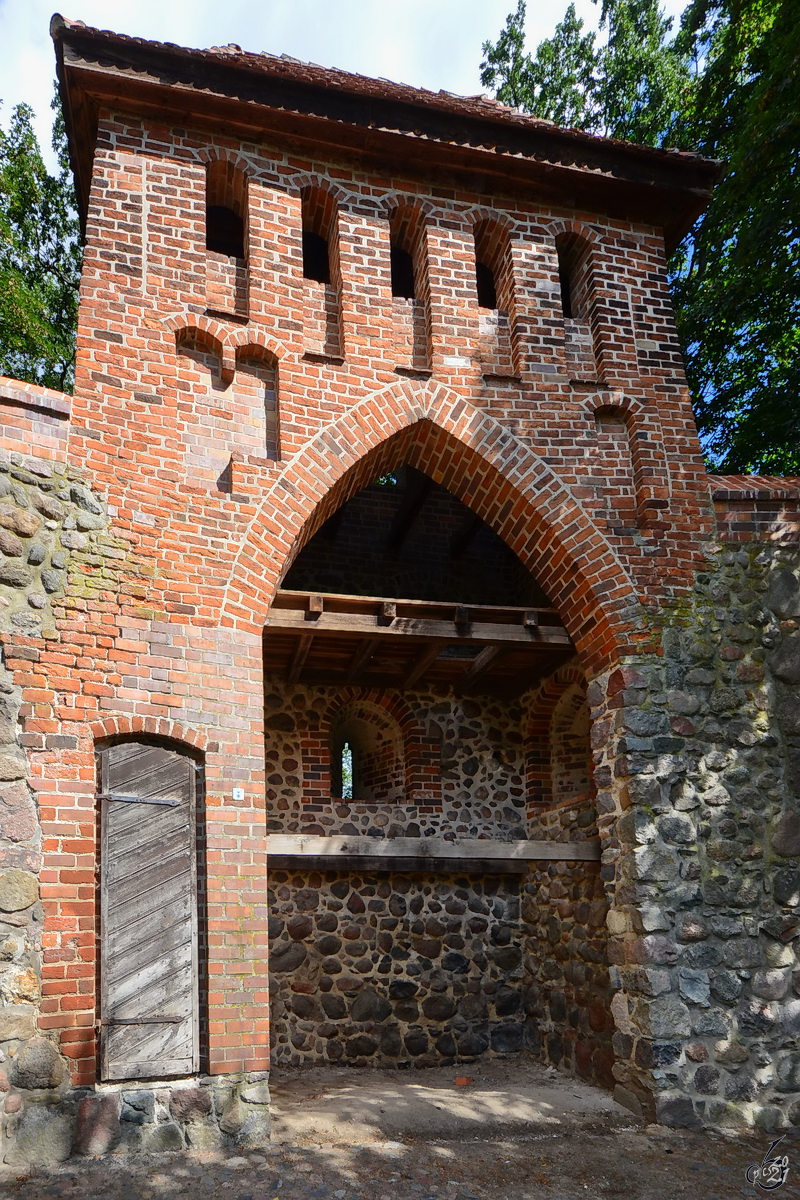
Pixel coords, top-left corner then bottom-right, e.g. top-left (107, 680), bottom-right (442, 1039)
top-left (559, 265), bottom-right (573, 319)
top-left (303, 230), bottom-right (330, 283)
top-left (391, 245), bottom-right (415, 299)
top-left (341, 742), bottom-right (353, 800)
top-left (476, 260), bottom-right (497, 310)
top-left (556, 235), bottom-right (591, 320)
top-left (206, 205), bottom-right (244, 258)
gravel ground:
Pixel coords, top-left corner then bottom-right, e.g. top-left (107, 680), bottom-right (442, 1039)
top-left (1, 1063), bottom-right (797, 1199)
top-left (2, 1127), bottom-right (798, 1200)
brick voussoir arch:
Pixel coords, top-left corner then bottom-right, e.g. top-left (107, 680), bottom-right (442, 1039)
top-left (547, 217), bottom-right (603, 247)
top-left (196, 146), bottom-right (258, 179)
top-left (229, 326), bottom-right (287, 364)
top-left (221, 380), bottom-right (651, 673)
top-left (290, 173), bottom-right (351, 208)
top-left (90, 715), bottom-right (213, 754)
top-left (165, 312), bottom-right (236, 381)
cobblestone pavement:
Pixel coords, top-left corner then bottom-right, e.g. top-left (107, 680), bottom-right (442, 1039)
top-left (2, 1124), bottom-right (798, 1199)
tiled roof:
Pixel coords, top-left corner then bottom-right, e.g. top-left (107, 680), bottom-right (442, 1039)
top-left (710, 476), bottom-right (800, 498)
top-left (52, 14), bottom-right (713, 169)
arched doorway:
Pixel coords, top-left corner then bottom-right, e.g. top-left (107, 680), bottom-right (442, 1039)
top-left (262, 454), bottom-right (612, 1080)
top-left (96, 738), bottom-right (204, 1081)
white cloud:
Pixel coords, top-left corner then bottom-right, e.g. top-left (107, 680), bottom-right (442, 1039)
top-left (0, 0), bottom-right (690, 168)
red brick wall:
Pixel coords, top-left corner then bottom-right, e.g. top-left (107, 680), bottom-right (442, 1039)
top-left (3, 102), bottom-right (727, 1088)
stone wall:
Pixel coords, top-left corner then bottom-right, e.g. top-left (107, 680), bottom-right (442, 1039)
top-left (3, 1074), bottom-right (271, 1166)
top-left (265, 681), bottom-right (528, 840)
top-left (522, 799), bottom-right (613, 1089)
top-left (268, 868), bottom-right (525, 1067)
top-left (265, 675), bottom-right (607, 1074)
top-left (0, 451), bottom-right (113, 1164)
top-left (599, 543), bottom-right (800, 1130)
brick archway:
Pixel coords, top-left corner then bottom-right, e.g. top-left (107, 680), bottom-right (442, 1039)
top-left (524, 663), bottom-right (592, 818)
top-left (221, 381), bottom-right (651, 674)
top-left (318, 687), bottom-right (442, 805)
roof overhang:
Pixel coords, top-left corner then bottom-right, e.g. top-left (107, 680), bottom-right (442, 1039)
top-left (52, 15), bottom-right (722, 250)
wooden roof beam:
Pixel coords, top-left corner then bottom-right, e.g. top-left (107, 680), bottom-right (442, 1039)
top-left (403, 641), bottom-right (444, 689)
top-left (345, 638), bottom-right (380, 683)
top-left (449, 511), bottom-right (483, 559)
top-left (287, 634), bottom-right (314, 685)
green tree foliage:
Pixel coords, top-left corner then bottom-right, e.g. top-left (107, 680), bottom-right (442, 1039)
top-left (0, 95), bottom-right (81, 393)
top-left (672, 0), bottom-right (799, 474)
top-left (481, 0), bottom-right (800, 475)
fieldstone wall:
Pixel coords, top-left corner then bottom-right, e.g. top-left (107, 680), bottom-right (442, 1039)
top-left (265, 682), bottom-right (528, 840)
top-left (522, 798), bottom-right (613, 1089)
top-left (0, 451), bottom-right (116, 1165)
top-left (598, 543), bottom-right (800, 1130)
top-left (265, 679), bottom-right (609, 1073)
top-left (268, 868), bottom-right (525, 1067)
top-left (3, 1074), bottom-right (271, 1166)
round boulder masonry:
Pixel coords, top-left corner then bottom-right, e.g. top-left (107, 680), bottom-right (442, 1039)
top-left (268, 869), bottom-right (529, 1069)
top-left (594, 546), bottom-right (800, 1129)
top-left (0, 14), bottom-right (799, 1165)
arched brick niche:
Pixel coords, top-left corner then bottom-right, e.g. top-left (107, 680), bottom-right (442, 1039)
top-left (330, 698), bottom-right (405, 802)
top-left (387, 202), bottom-right (431, 371)
top-left (472, 215), bottom-right (515, 375)
top-left (204, 157), bottom-right (248, 318)
top-left (265, 686), bottom-right (444, 835)
top-left (300, 183), bottom-right (343, 357)
top-left (524, 662), bottom-right (593, 819)
top-left (584, 392), bottom-right (671, 532)
top-left (552, 223), bottom-right (602, 381)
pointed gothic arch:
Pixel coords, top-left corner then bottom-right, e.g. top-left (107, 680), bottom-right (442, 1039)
top-left (220, 381), bottom-right (652, 675)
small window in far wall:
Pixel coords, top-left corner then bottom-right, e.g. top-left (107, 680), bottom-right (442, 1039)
top-left (341, 742), bottom-right (353, 800)
top-left (206, 205), bottom-right (245, 258)
top-left (476, 260), bottom-right (497, 310)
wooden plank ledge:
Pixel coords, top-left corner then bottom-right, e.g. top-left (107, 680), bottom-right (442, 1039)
top-left (267, 834), bottom-right (600, 867)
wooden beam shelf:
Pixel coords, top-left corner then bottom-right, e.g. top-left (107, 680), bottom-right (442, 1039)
top-left (267, 834), bottom-right (600, 875)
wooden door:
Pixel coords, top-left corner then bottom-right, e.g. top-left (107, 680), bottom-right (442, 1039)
top-left (99, 741), bottom-right (200, 1081)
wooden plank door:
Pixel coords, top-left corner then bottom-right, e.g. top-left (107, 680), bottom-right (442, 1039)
top-left (99, 741), bottom-right (200, 1081)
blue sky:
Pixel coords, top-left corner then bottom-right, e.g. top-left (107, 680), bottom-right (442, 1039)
top-left (1, 0), bottom-right (689, 166)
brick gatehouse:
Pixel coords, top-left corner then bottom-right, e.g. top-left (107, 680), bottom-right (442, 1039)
top-left (0, 14), bottom-right (799, 1162)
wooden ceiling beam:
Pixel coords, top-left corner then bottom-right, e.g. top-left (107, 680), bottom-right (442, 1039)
top-left (266, 608), bottom-right (570, 646)
top-left (345, 638), bottom-right (381, 683)
top-left (287, 634), bottom-right (314, 685)
top-left (497, 648), bottom-right (575, 699)
top-left (456, 645), bottom-right (504, 694)
top-left (403, 641), bottom-right (444, 689)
